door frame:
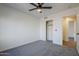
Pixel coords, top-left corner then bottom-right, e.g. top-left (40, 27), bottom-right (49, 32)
top-left (46, 20), bottom-right (53, 42)
top-left (62, 15), bottom-right (77, 47)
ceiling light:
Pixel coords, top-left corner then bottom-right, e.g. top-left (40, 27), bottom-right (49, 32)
top-left (37, 8), bottom-right (42, 13)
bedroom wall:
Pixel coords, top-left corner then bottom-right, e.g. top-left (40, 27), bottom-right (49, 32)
top-left (0, 5), bottom-right (40, 51)
top-left (76, 15), bottom-right (79, 53)
top-left (40, 7), bottom-right (79, 47)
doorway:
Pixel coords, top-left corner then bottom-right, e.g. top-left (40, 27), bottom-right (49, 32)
top-left (63, 16), bottom-right (77, 48)
top-left (46, 20), bottom-right (53, 42)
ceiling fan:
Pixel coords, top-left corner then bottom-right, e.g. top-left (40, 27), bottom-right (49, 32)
top-left (29, 3), bottom-right (52, 13)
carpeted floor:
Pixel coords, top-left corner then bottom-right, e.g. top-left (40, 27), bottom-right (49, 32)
top-left (0, 40), bottom-right (78, 56)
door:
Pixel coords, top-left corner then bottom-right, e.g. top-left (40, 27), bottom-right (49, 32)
top-left (63, 16), bottom-right (76, 48)
top-left (46, 20), bottom-right (53, 42)
top-left (68, 21), bottom-right (74, 41)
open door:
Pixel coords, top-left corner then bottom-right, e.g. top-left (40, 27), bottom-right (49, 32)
top-left (46, 20), bottom-right (53, 42)
top-left (63, 16), bottom-right (77, 48)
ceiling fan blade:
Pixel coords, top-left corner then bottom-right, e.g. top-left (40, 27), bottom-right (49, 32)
top-left (42, 7), bottom-right (52, 9)
top-left (30, 3), bottom-right (38, 7)
top-left (29, 8), bottom-right (37, 11)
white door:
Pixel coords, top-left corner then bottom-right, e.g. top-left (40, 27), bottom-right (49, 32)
top-left (46, 21), bottom-right (53, 42)
top-left (68, 21), bottom-right (74, 41)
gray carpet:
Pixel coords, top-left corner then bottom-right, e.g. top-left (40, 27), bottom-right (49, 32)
top-left (0, 40), bottom-right (78, 56)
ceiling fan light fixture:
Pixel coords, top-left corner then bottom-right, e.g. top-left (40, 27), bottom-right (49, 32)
top-left (29, 3), bottom-right (52, 13)
top-left (37, 8), bottom-right (42, 13)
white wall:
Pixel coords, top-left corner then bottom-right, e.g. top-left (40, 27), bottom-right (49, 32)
top-left (0, 5), bottom-right (40, 51)
top-left (40, 7), bottom-right (79, 47)
top-left (77, 15), bottom-right (79, 53)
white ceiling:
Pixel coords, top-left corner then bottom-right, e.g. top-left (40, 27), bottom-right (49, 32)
top-left (2, 3), bottom-right (79, 19)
